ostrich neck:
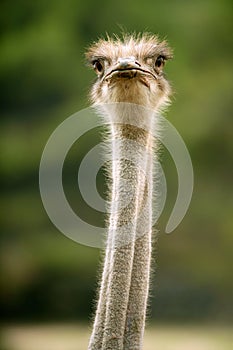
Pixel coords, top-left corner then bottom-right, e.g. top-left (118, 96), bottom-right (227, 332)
top-left (88, 103), bottom-right (155, 350)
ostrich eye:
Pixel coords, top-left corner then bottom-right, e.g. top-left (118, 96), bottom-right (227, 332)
top-left (93, 60), bottom-right (104, 73)
top-left (155, 55), bottom-right (165, 69)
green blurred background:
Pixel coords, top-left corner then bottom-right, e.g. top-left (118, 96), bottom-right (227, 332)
top-left (1, 0), bottom-right (232, 328)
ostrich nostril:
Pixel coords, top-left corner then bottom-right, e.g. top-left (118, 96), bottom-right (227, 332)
top-left (135, 60), bottom-right (141, 67)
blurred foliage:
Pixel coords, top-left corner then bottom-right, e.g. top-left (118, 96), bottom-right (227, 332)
top-left (0, 0), bottom-right (232, 323)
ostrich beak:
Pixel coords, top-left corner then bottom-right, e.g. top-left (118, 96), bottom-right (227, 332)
top-left (117, 57), bottom-right (140, 69)
top-left (104, 57), bottom-right (157, 81)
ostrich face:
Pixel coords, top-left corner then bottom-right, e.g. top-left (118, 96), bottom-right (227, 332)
top-left (86, 34), bottom-right (173, 110)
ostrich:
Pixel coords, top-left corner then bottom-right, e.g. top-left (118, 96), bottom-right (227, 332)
top-left (86, 33), bottom-right (172, 350)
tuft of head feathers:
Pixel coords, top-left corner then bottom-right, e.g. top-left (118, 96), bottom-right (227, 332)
top-left (86, 33), bottom-right (172, 65)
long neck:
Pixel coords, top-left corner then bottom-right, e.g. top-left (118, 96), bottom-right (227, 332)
top-left (88, 103), bottom-right (155, 350)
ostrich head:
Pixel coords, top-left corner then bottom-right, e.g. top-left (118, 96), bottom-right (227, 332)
top-left (86, 33), bottom-right (173, 111)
